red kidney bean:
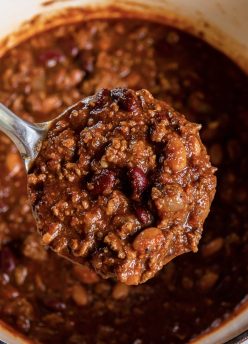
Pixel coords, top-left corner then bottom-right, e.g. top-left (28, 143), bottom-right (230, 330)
top-left (0, 247), bottom-right (16, 273)
top-left (134, 205), bottom-right (152, 225)
top-left (80, 50), bottom-right (95, 73)
top-left (93, 88), bottom-right (111, 108)
top-left (90, 169), bottom-right (116, 196)
top-left (128, 167), bottom-right (148, 198)
top-left (58, 37), bottom-right (79, 57)
top-left (38, 49), bottom-right (64, 67)
top-left (111, 88), bottom-right (139, 111)
top-left (43, 298), bottom-right (67, 311)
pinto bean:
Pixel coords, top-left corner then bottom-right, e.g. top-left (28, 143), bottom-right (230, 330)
top-left (133, 227), bottom-right (164, 254)
top-left (166, 137), bottom-right (187, 172)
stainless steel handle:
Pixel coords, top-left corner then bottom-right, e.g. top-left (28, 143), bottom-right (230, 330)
top-left (0, 103), bottom-right (45, 170)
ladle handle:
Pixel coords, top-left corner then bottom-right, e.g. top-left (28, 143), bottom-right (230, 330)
top-left (0, 103), bottom-right (44, 170)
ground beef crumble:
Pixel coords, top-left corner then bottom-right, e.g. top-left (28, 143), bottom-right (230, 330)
top-left (28, 88), bottom-right (216, 285)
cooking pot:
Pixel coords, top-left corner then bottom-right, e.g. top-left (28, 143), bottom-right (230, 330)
top-left (0, 1), bottom-right (247, 343)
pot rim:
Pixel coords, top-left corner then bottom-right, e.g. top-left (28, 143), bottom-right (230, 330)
top-left (0, 2), bottom-right (247, 344)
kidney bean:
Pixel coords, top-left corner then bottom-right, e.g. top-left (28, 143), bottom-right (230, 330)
top-left (17, 316), bottom-right (30, 333)
top-left (43, 298), bottom-right (67, 311)
top-left (90, 169), bottom-right (116, 196)
top-left (0, 247), bottom-right (15, 273)
top-left (128, 167), bottom-right (148, 199)
top-left (92, 88), bottom-right (111, 110)
top-left (111, 88), bottom-right (139, 111)
top-left (58, 37), bottom-right (79, 57)
top-left (38, 49), bottom-right (64, 67)
top-left (2, 285), bottom-right (19, 299)
top-left (79, 50), bottom-right (95, 73)
top-left (134, 205), bottom-right (152, 225)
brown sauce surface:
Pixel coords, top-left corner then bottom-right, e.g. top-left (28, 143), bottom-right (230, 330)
top-left (0, 18), bottom-right (248, 343)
